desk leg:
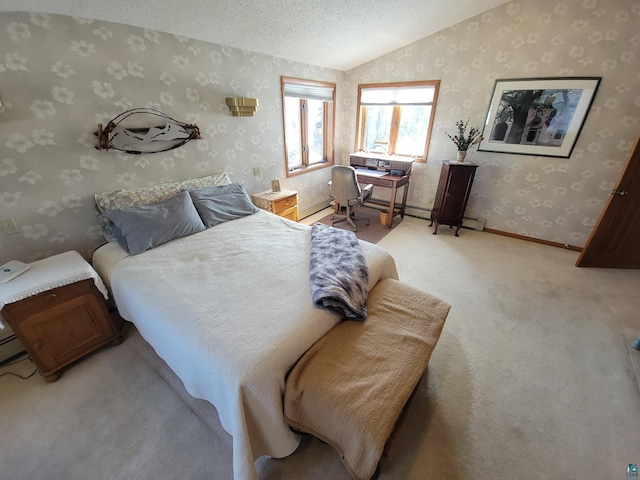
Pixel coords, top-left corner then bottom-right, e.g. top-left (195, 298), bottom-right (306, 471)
top-left (400, 181), bottom-right (410, 218)
top-left (387, 186), bottom-right (397, 228)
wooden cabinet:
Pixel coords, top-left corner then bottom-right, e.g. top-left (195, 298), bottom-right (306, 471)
top-left (1, 279), bottom-right (122, 382)
top-left (430, 161), bottom-right (478, 236)
top-left (251, 189), bottom-right (299, 221)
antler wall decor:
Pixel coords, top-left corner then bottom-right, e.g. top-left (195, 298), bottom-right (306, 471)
top-left (95, 108), bottom-right (201, 154)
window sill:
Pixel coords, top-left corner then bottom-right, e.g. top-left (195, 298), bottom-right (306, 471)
top-left (286, 161), bottom-right (334, 178)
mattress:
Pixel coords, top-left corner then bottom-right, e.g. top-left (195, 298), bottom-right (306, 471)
top-left (92, 210), bottom-right (398, 480)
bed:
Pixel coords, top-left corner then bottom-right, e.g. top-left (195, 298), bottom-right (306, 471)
top-left (91, 174), bottom-right (399, 480)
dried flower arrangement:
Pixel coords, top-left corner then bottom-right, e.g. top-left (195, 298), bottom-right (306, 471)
top-left (445, 119), bottom-right (483, 151)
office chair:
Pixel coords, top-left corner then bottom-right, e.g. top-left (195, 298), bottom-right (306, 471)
top-left (329, 165), bottom-right (374, 232)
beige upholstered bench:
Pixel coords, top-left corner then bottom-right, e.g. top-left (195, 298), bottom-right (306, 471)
top-left (284, 278), bottom-right (450, 480)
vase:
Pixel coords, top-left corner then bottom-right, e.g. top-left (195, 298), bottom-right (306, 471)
top-left (456, 150), bottom-right (467, 163)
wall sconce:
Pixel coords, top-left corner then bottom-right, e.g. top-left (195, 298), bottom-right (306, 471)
top-left (226, 97), bottom-right (259, 117)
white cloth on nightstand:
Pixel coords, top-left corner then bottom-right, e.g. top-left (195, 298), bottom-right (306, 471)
top-left (0, 251), bottom-right (108, 329)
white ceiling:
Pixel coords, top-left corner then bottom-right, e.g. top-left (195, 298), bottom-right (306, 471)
top-left (1, 0), bottom-right (512, 71)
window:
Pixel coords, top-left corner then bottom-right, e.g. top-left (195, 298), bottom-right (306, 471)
top-left (281, 77), bottom-right (335, 177)
top-left (355, 80), bottom-right (440, 163)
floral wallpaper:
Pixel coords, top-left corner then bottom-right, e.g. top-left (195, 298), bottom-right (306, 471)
top-left (342, 0), bottom-right (639, 247)
top-left (0, 0), bottom-right (639, 264)
top-left (0, 12), bottom-right (342, 262)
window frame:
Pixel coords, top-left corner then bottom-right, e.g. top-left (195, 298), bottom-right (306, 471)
top-left (354, 80), bottom-right (440, 163)
top-left (281, 77), bottom-right (336, 178)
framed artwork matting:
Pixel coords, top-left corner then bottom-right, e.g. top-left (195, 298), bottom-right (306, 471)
top-left (478, 77), bottom-right (601, 158)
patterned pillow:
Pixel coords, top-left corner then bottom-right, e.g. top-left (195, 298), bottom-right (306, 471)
top-left (95, 172), bottom-right (232, 242)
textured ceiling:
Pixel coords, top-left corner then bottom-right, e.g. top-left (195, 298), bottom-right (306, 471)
top-left (0, 0), bottom-right (512, 70)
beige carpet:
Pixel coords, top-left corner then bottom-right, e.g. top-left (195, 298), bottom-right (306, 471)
top-left (2, 214), bottom-right (640, 480)
top-left (315, 205), bottom-right (402, 244)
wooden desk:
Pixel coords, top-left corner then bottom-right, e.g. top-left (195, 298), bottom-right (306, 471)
top-left (349, 153), bottom-right (414, 228)
top-left (354, 171), bottom-right (410, 228)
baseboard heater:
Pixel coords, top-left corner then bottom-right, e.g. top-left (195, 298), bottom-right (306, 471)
top-left (301, 198), bottom-right (486, 232)
top-left (389, 203), bottom-right (487, 232)
top-left (299, 198), bottom-right (333, 219)
top-left (0, 324), bottom-right (26, 364)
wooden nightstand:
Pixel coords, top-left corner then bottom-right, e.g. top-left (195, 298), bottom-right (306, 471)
top-left (0, 251), bottom-right (122, 382)
top-left (251, 189), bottom-right (299, 221)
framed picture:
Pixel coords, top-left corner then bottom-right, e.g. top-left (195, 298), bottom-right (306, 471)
top-left (271, 179), bottom-right (281, 193)
top-left (478, 77), bottom-right (601, 158)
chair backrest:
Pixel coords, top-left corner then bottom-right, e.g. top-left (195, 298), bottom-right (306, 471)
top-left (331, 166), bottom-right (362, 205)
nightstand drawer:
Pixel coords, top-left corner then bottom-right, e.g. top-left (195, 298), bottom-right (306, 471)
top-left (2, 279), bottom-right (93, 320)
top-left (251, 189), bottom-right (299, 222)
top-left (279, 206), bottom-right (299, 221)
top-left (273, 194), bottom-right (298, 214)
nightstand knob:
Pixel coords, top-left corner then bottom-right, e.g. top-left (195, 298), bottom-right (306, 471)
top-left (47, 293), bottom-right (57, 301)
top-left (33, 342), bottom-right (43, 349)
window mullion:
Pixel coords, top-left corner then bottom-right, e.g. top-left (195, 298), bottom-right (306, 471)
top-left (358, 106), bottom-right (367, 151)
top-left (300, 99), bottom-right (309, 166)
top-left (322, 103), bottom-right (328, 162)
top-left (388, 106), bottom-right (401, 154)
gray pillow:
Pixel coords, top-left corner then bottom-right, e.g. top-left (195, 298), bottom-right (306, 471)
top-left (189, 183), bottom-right (259, 227)
top-left (106, 190), bottom-right (206, 255)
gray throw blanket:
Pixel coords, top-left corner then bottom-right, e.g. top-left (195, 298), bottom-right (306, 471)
top-left (309, 223), bottom-right (369, 320)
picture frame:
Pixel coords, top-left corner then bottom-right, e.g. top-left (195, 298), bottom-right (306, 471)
top-left (271, 179), bottom-right (281, 193)
top-left (478, 77), bottom-right (600, 158)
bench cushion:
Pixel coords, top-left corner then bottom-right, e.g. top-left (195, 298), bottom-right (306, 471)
top-left (284, 278), bottom-right (450, 480)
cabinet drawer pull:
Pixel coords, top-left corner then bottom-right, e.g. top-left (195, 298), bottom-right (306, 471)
top-left (47, 293), bottom-right (57, 301)
top-left (33, 342), bottom-right (43, 349)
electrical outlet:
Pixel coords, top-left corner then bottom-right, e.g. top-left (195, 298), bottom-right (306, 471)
top-left (253, 166), bottom-right (261, 177)
top-left (0, 217), bottom-right (20, 235)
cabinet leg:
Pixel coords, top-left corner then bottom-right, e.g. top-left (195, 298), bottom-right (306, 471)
top-left (432, 222), bottom-right (439, 235)
top-left (42, 371), bottom-right (60, 383)
top-left (455, 225), bottom-right (461, 237)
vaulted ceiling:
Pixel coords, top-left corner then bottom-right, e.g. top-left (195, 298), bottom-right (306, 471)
top-left (1, 0), bottom-right (512, 70)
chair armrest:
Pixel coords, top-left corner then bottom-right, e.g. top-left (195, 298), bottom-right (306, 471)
top-left (361, 183), bottom-right (374, 203)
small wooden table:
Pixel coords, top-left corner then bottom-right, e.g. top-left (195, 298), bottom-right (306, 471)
top-left (349, 153), bottom-right (414, 228)
top-left (0, 251), bottom-right (122, 382)
top-left (354, 171), bottom-right (410, 228)
top-left (251, 189), bottom-right (299, 221)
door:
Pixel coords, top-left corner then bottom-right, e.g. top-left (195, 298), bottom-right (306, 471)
top-left (576, 136), bottom-right (640, 268)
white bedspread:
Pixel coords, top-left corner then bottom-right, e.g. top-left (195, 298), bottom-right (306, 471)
top-left (92, 210), bottom-right (398, 480)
